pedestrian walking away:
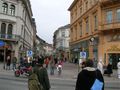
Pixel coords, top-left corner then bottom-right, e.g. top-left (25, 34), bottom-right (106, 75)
top-left (49, 57), bottom-right (55, 75)
top-left (104, 63), bottom-right (113, 77)
top-left (34, 59), bottom-right (50, 90)
top-left (117, 59), bottom-right (120, 79)
top-left (75, 59), bottom-right (104, 90)
top-left (12, 56), bottom-right (17, 70)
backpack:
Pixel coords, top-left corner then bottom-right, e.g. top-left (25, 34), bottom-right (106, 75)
top-left (91, 70), bottom-right (103, 90)
top-left (28, 73), bottom-right (43, 90)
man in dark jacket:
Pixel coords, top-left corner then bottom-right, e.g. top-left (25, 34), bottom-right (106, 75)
top-left (34, 58), bottom-right (50, 90)
top-left (75, 59), bottom-right (104, 90)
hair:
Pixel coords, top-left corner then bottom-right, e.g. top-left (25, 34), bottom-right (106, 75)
top-left (85, 59), bottom-right (94, 67)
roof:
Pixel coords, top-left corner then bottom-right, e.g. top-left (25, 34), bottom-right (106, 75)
top-left (68, 0), bottom-right (78, 11)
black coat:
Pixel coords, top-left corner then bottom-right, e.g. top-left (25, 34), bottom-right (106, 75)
top-left (75, 67), bottom-right (104, 90)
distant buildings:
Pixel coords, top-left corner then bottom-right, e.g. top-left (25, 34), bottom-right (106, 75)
top-left (68, 0), bottom-right (120, 68)
top-left (53, 24), bottom-right (70, 61)
top-left (35, 35), bottom-right (53, 57)
top-left (0, 0), bottom-right (36, 61)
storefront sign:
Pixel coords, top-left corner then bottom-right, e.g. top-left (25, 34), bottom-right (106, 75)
top-left (0, 41), bottom-right (5, 47)
top-left (107, 45), bottom-right (120, 51)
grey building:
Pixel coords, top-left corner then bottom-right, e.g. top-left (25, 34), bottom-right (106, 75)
top-left (0, 0), bottom-right (36, 62)
top-left (53, 24), bottom-right (70, 61)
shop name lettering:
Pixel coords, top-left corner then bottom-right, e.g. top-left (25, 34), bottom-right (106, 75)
top-left (107, 45), bottom-right (120, 51)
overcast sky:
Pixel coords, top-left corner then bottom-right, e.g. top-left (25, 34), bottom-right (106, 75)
top-left (30, 0), bottom-right (73, 44)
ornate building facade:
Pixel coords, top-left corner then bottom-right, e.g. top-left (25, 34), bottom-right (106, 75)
top-left (0, 0), bottom-right (36, 62)
top-left (68, 0), bottom-right (120, 68)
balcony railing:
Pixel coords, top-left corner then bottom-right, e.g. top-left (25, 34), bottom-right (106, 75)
top-left (100, 19), bottom-right (120, 31)
top-left (0, 34), bottom-right (19, 41)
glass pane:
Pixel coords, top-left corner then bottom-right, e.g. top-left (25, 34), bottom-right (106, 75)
top-left (1, 23), bottom-right (6, 38)
top-left (106, 11), bottom-right (112, 23)
top-left (117, 9), bottom-right (120, 22)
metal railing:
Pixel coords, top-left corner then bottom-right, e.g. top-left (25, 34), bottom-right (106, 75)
top-left (0, 34), bottom-right (19, 41)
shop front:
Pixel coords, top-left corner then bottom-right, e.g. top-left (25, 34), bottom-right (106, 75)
top-left (105, 44), bottom-right (120, 69)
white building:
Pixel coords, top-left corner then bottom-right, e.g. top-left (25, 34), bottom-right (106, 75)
top-left (53, 24), bottom-right (70, 61)
top-left (0, 0), bottom-right (36, 61)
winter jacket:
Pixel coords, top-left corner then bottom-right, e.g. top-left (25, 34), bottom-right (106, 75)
top-left (75, 67), bottom-right (104, 90)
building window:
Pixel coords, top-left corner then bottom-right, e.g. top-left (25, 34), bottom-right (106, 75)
top-left (116, 9), bottom-right (120, 22)
top-left (94, 15), bottom-right (98, 30)
top-left (1, 23), bottom-right (6, 38)
top-left (2, 3), bottom-right (8, 14)
top-left (80, 7), bottom-right (82, 15)
top-left (80, 22), bottom-right (82, 36)
top-left (86, 1), bottom-right (88, 11)
top-left (10, 5), bottom-right (15, 15)
top-left (62, 31), bottom-right (65, 37)
top-left (7, 24), bottom-right (13, 39)
top-left (86, 18), bottom-right (89, 33)
top-left (106, 10), bottom-right (112, 23)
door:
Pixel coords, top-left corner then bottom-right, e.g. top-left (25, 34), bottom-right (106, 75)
top-left (109, 54), bottom-right (120, 69)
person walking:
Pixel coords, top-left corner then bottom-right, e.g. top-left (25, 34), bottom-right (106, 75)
top-left (49, 57), bottom-right (55, 75)
top-left (6, 55), bottom-right (11, 70)
top-left (34, 60), bottom-right (50, 90)
top-left (12, 56), bottom-right (17, 70)
top-left (117, 59), bottom-right (120, 79)
top-left (75, 59), bottom-right (104, 90)
top-left (106, 63), bottom-right (113, 77)
top-left (97, 59), bottom-right (104, 74)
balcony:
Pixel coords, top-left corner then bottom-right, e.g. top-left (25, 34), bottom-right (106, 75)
top-left (100, 19), bottom-right (120, 31)
top-left (0, 34), bottom-right (19, 42)
top-left (100, 0), bottom-right (120, 6)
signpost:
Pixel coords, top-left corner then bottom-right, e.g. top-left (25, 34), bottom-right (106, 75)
top-left (27, 50), bottom-right (33, 57)
top-left (80, 52), bottom-right (86, 59)
top-left (0, 40), bottom-right (5, 47)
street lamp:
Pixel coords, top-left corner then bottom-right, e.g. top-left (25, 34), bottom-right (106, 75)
top-left (89, 36), bottom-right (95, 46)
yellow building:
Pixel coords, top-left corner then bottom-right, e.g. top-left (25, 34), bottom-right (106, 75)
top-left (68, 0), bottom-right (120, 68)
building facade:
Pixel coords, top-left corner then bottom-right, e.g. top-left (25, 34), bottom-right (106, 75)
top-left (68, 0), bottom-right (120, 68)
top-left (35, 35), bottom-right (46, 57)
top-left (0, 0), bottom-right (36, 62)
top-left (44, 43), bottom-right (53, 56)
top-left (53, 24), bottom-right (70, 61)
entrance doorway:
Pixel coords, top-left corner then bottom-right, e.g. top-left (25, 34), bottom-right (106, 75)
top-left (109, 53), bottom-right (120, 69)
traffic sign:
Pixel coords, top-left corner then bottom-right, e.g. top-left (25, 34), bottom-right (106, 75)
top-left (27, 50), bottom-right (33, 57)
top-left (0, 41), bottom-right (5, 47)
top-left (80, 52), bottom-right (86, 59)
